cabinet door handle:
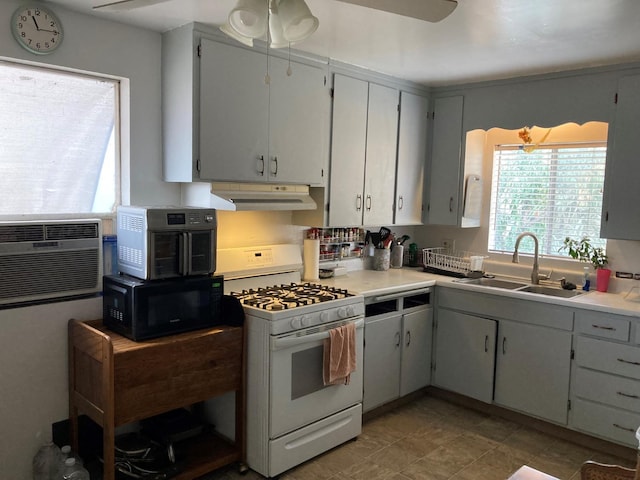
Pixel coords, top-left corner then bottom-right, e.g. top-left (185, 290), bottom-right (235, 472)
top-left (257, 155), bottom-right (265, 176)
top-left (617, 358), bottom-right (640, 366)
top-left (502, 337), bottom-right (506, 355)
top-left (449, 196), bottom-right (454, 212)
top-left (366, 195), bottom-right (372, 211)
top-left (613, 423), bottom-right (636, 433)
top-left (592, 324), bottom-right (616, 331)
top-left (406, 330), bottom-right (411, 347)
top-left (398, 195), bottom-right (404, 210)
top-left (395, 331), bottom-right (401, 347)
top-left (616, 391), bottom-right (640, 399)
top-left (484, 335), bottom-right (489, 353)
top-left (271, 156), bottom-right (278, 176)
top-left (356, 194), bottom-right (362, 211)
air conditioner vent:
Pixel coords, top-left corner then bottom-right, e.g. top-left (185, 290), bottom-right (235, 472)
top-left (46, 222), bottom-right (99, 241)
top-left (0, 224), bottom-right (46, 243)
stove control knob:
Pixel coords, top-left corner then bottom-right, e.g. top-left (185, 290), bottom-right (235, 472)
top-left (320, 311), bottom-right (330, 323)
top-left (346, 306), bottom-right (355, 317)
top-left (301, 315), bottom-right (311, 327)
top-left (337, 307), bottom-right (347, 318)
top-left (290, 317), bottom-right (301, 329)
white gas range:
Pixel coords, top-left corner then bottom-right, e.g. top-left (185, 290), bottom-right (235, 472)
top-left (216, 244), bottom-right (365, 478)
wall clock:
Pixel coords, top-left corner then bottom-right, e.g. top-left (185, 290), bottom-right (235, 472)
top-left (11, 3), bottom-right (64, 55)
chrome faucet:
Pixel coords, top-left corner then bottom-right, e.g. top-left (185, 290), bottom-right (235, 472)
top-left (512, 232), bottom-right (540, 284)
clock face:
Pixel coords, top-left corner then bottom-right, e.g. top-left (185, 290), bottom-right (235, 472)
top-left (11, 4), bottom-right (64, 55)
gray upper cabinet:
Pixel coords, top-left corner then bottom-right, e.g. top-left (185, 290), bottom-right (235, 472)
top-left (425, 95), bottom-right (464, 225)
top-left (600, 74), bottom-right (640, 240)
top-left (162, 25), bottom-right (328, 185)
top-left (394, 92), bottom-right (428, 226)
top-left (199, 38), bottom-right (269, 183)
top-left (329, 74), bottom-right (399, 226)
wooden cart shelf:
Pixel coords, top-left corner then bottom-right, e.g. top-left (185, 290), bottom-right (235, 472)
top-left (68, 319), bottom-right (245, 480)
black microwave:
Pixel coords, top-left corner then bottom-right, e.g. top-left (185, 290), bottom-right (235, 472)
top-left (103, 274), bottom-right (224, 341)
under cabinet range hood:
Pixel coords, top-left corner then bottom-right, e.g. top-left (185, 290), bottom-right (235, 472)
top-left (181, 182), bottom-right (317, 211)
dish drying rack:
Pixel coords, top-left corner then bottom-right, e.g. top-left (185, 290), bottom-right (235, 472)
top-left (422, 247), bottom-right (484, 278)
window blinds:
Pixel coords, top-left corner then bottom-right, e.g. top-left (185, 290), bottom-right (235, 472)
top-left (489, 142), bottom-right (607, 255)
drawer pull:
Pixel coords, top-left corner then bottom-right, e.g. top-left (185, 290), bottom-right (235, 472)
top-left (613, 423), bottom-right (636, 433)
top-left (616, 391), bottom-right (640, 399)
top-left (592, 324), bottom-right (616, 331)
top-left (617, 358), bottom-right (640, 366)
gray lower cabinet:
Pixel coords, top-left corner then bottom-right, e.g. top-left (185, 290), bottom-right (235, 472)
top-left (571, 309), bottom-right (640, 447)
top-left (435, 288), bottom-right (573, 425)
top-left (363, 312), bottom-right (402, 411)
top-left (401, 308), bottom-right (433, 396)
top-left (363, 306), bottom-right (432, 412)
top-left (494, 320), bottom-right (572, 425)
top-left (433, 309), bottom-right (496, 403)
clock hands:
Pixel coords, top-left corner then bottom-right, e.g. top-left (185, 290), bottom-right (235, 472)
top-left (31, 15), bottom-right (58, 34)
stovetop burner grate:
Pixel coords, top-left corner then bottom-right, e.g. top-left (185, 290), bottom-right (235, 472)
top-left (231, 283), bottom-right (353, 310)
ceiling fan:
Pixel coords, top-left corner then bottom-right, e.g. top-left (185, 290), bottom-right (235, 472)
top-left (335, 0), bottom-right (457, 23)
top-left (93, 0), bottom-right (458, 23)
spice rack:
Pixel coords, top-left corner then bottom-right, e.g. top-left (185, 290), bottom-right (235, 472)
top-left (306, 228), bottom-right (365, 262)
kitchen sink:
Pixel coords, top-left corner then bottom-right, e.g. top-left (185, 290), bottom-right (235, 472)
top-left (517, 285), bottom-right (586, 298)
top-left (454, 278), bottom-right (528, 290)
top-left (454, 277), bottom-right (587, 298)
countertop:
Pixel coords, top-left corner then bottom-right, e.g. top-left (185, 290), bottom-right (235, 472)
top-left (319, 267), bottom-right (640, 318)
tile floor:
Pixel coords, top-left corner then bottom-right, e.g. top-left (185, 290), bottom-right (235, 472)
top-left (200, 394), bottom-right (637, 480)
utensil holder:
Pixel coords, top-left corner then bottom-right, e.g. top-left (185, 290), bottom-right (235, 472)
top-left (390, 245), bottom-right (404, 268)
top-left (373, 248), bottom-right (390, 271)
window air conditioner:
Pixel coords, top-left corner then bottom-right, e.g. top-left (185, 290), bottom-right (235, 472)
top-left (0, 219), bottom-right (102, 306)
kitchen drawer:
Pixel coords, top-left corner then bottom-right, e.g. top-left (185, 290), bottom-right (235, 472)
top-left (575, 310), bottom-right (630, 341)
top-left (437, 288), bottom-right (573, 331)
top-left (575, 336), bottom-right (640, 379)
top-left (573, 367), bottom-right (640, 411)
top-left (571, 397), bottom-right (640, 447)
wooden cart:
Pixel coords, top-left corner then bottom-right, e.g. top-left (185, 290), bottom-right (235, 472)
top-left (68, 319), bottom-right (245, 480)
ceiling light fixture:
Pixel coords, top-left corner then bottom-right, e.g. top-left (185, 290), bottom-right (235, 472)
top-left (220, 0), bottom-right (319, 48)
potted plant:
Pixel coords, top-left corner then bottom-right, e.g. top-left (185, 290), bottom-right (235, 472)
top-left (560, 237), bottom-right (611, 292)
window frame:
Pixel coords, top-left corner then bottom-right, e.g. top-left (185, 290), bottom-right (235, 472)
top-left (488, 140), bottom-right (607, 258)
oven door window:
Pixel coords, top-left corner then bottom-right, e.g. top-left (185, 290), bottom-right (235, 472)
top-left (270, 322), bottom-right (363, 438)
top-left (189, 230), bottom-right (214, 275)
top-left (150, 231), bottom-right (181, 278)
top-left (291, 346), bottom-right (325, 400)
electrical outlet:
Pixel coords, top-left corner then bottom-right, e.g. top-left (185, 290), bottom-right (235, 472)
top-left (442, 238), bottom-right (455, 251)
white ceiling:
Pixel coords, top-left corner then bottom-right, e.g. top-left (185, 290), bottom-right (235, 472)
top-left (46, 0), bottom-right (640, 86)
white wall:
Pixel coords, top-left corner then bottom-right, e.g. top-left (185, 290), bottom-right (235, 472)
top-left (0, 2), bottom-right (175, 477)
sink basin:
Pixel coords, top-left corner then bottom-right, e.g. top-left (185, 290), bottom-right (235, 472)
top-left (517, 285), bottom-right (586, 298)
top-left (454, 278), bottom-right (528, 290)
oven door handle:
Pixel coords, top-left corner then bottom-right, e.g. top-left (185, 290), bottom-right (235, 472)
top-left (272, 318), bottom-right (364, 350)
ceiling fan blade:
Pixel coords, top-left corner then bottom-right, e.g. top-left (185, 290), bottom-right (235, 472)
top-left (335, 0), bottom-right (458, 23)
top-left (93, 0), bottom-right (172, 12)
